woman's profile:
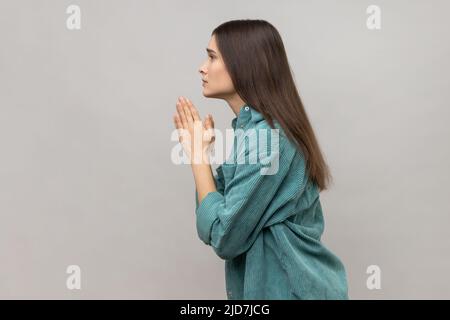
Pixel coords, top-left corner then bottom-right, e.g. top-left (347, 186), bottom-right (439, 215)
top-left (173, 19), bottom-right (349, 300)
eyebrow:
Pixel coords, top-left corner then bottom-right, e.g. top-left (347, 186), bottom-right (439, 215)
top-left (206, 48), bottom-right (217, 55)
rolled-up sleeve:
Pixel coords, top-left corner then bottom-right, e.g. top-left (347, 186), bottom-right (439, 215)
top-left (195, 138), bottom-right (292, 260)
top-left (195, 172), bottom-right (224, 210)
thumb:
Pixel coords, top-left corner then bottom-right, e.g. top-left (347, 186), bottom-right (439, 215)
top-left (204, 114), bottom-right (214, 129)
top-left (203, 114), bottom-right (215, 142)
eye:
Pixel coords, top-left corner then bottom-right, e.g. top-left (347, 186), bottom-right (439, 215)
top-left (208, 55), bottom-right (215, 60)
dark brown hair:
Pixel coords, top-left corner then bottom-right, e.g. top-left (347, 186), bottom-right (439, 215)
top-left (212, 19), bottom-right (332, 191)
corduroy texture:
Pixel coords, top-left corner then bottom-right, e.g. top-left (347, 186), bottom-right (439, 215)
top-left (195, 105), bottom-right (348, 300)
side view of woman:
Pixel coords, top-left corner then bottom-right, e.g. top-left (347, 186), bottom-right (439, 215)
top-left (173, 19), bottom-right (349, 300)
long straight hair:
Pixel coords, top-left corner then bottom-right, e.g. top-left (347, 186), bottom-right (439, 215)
top-left (212, 19), bottom-right (332, 191)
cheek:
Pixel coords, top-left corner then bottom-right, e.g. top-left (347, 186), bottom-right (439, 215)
top-left (211, 63), bottom-right (233, 90)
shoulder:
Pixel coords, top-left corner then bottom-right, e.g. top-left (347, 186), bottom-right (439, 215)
top-left (248, 108), bottom-right (299, 156)
top-left (234, 109), bottom-right (299, 169)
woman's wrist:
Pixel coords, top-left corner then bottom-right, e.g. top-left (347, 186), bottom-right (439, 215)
top-left (190, 151), bottom-right (211, 166)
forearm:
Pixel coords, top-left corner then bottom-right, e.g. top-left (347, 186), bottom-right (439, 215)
top-left (191, 153), bottom-right (217, 203)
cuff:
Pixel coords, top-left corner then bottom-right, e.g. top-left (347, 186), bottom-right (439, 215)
top-left (195, 191), bottom-right (224, 245)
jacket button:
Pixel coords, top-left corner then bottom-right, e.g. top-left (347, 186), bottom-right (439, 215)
top-left (244, 106), bottom-right (249, 111)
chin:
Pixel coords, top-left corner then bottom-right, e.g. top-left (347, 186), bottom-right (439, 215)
top-left (202, 89), bottom-right (215, 98)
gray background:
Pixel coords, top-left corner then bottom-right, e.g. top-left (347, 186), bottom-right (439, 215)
top-left (1, 0), bottom-right (449, 299)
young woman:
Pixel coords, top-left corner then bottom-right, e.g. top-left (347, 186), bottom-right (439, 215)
top-left (173, 19), bottom-right (349, 300)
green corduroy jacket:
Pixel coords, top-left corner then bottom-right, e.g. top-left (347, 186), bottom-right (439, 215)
top-left (195, 104), bottom-right (348, 300)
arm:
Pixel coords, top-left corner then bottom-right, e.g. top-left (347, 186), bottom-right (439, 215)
top-left (196, 171), bottom-right (224, 210)
top-left (173, 96), bottom-right (218, 211)
top-left (195, 137), bottom-right (292, 260)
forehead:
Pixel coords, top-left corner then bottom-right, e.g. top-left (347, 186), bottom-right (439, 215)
top-left (207, 35), bottom-right (219, 53)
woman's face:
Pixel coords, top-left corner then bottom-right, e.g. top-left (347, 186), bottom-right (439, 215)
top-left (198, 35), bottom-right (235, 98)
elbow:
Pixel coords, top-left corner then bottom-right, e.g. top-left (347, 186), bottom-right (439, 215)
top-left (210, 229), bottom-right (251, 260)
top-left (213, 247), bottom-right (237, 260)
top-left (212, 242), bottom-right (244, 260)
top-left (196, 231), bottom-right (240, 260)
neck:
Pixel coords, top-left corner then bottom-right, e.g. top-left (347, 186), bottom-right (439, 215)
top-left (225, 94), bottom-right (247, 116)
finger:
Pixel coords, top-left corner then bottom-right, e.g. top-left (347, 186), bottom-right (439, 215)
top-left (186, 98), bottom-right (201, 122)
top-left (181, 97), bottom-right (194, 126)
top-left (173, 114), bottom-right (182, 129)
top-left (173, 114), bottom-right (185, 141)
top-left (176, 100), bottom-right (188, 128)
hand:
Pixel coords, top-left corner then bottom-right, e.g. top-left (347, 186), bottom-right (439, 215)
top-left (173, 96), bottom-right (215, 164)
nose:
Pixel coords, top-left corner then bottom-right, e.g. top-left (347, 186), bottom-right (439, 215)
top-left (198, 60), bottom-right (207, 77)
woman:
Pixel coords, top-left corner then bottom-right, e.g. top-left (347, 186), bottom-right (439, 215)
top-left (173, 19), bottom-right (349, 300)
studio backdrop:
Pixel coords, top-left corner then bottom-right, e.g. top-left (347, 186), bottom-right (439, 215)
top-left (1, 0), bottom-right (449, 299)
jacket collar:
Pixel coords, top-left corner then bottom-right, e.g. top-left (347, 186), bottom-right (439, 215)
top-left (231, 104), bottom-right (264, 130)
